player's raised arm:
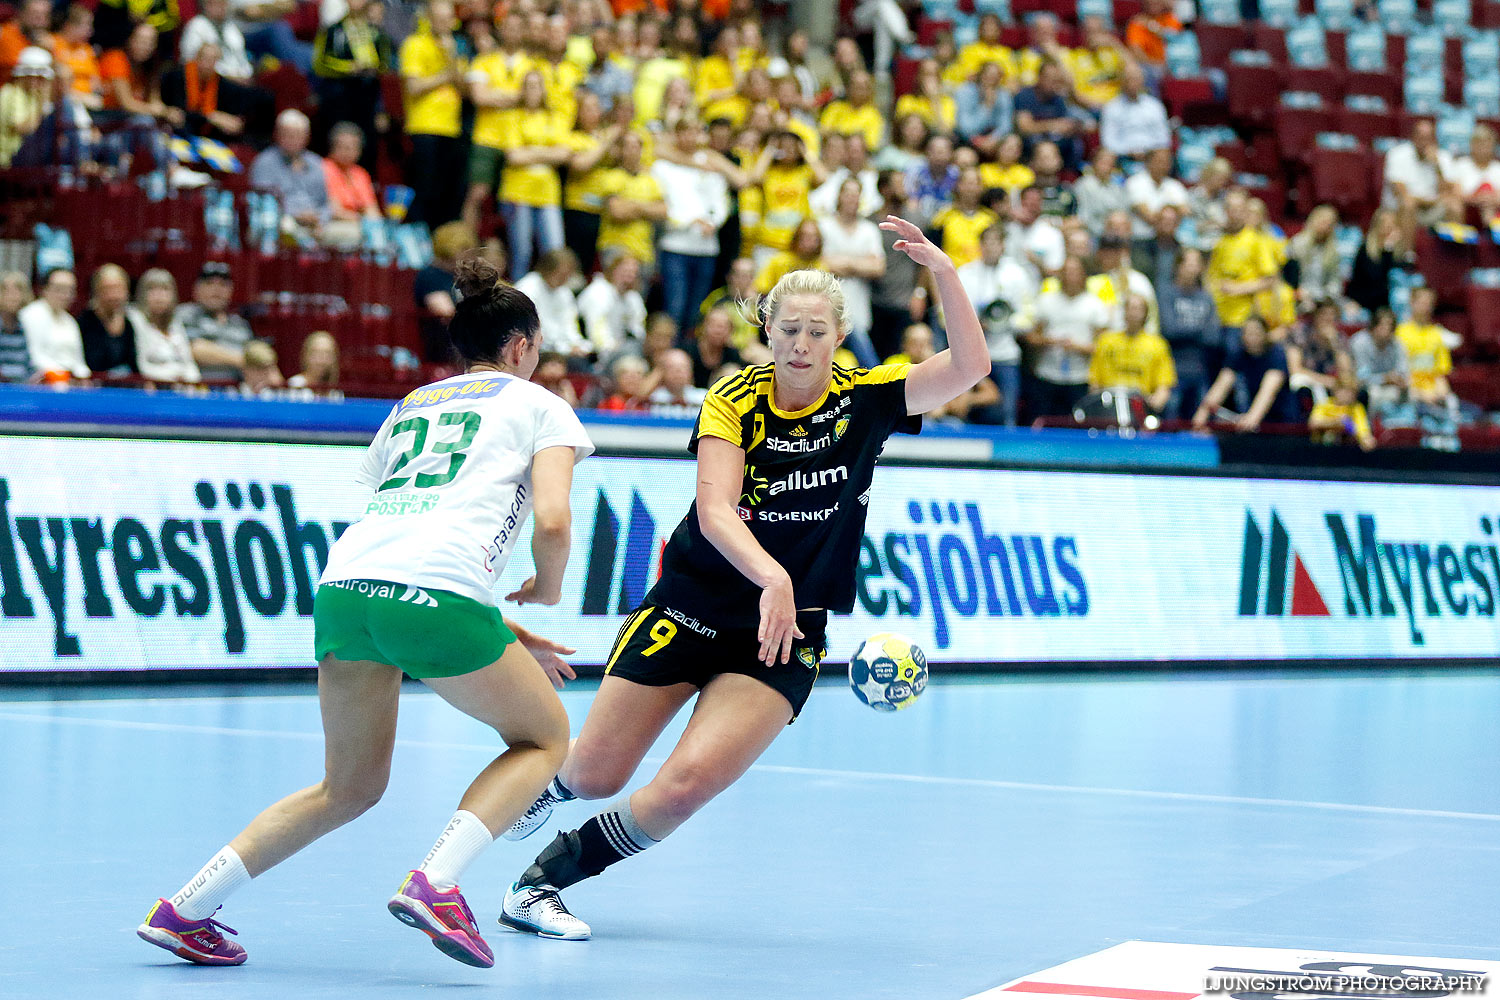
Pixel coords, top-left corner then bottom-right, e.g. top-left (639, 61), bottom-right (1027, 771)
top-left (878, 215), bottom-right (991, 414)
top-left (695, 434), bottom-right (803, 666)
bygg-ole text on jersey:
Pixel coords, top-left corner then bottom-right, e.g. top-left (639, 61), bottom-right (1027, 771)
top-left (646, 362), bottom-right (921, 627)
top-left (320, 371), bottom-right (595, 605)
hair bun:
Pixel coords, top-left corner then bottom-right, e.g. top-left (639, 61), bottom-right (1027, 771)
top-left (452, 254), bottom-right (502, 302)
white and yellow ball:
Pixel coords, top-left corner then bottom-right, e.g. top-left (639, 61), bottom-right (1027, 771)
top-left (848, 633), bottom-right (928, 712)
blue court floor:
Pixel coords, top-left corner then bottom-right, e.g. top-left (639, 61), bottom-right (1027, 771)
top-left (2, 668), bottom-right (1499, 1000)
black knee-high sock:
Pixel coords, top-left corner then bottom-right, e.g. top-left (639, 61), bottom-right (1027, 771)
top-left (520, 800), bottom-right (658, 890)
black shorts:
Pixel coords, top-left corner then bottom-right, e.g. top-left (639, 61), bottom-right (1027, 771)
top-left (603, 604), bottom-right (828, 720)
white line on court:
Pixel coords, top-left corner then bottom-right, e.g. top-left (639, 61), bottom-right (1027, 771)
top-left (4, 709), bottom-right (1499, 824)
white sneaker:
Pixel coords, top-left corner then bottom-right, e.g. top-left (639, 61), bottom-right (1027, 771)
top-left (499, 882), bottom-right (591, 941)
top-left (502, 788), bottom-right (559, 842)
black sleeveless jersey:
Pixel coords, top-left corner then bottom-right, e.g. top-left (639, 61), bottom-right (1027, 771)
top-left (645, 362), bottom-right (921, 627)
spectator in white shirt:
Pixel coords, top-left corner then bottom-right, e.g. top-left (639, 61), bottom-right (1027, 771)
top-left (514, 249), bottom-right (588, 362)
top-left (1447, 123), bottom-right (1500, 222)
top-left (647, 347), bottom-right (707, 410)
top-left (1125, 147), bottom-right (1189, 240)
top-left (958, 223), bottom-right (1038, 426)
top-left (651, 119), bottom-right (732, 338)
top-left (578, 252), bottom-right (648, 363)
top-left (1099, 61), bottom-right (1170, 160)
top-left (19, 269), bottom-right (89, 380)
top-left (1026, 256), bottom-right (1110, 416)
top-left (809, 132), bottom-right (882, 220)
top-left (180, 0), bottom-right (254, 81)
top-left (1006, 185), bottom-right (1067, 281)
top-left (1383, 118), bottom-right (1454, 225)
top-left (131, 269), bottom-right (201, 383)
top-left (817, 177), bottom-right (886, 366)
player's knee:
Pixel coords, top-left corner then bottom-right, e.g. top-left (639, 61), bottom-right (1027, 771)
top-left (564, 765), bottom-right (629, 801)
top-left (322, 773), bottom-right (387, 821)
top-left (648, 765), bottom-right (718, 826)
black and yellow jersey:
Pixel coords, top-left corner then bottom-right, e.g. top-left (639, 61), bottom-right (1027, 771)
top-left (645, 361), bottom-right (921, 627)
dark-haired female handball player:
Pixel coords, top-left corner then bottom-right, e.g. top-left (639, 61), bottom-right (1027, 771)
top-left (137, 257), bottom-right (594, 969)
top-left (497, 216), bottom-right (989, 940)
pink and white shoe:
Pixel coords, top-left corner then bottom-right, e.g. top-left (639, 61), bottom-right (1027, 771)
top-left (387, 870), bottom-right (495, 968)
top-left (137, 899), bottom-right (248, 966)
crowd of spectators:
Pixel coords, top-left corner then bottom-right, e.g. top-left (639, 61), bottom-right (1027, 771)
top-left (0, 0), bottom-right (1485, 442)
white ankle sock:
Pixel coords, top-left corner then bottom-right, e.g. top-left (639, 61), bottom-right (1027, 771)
top-left (418, 810), bottom-right (494, 891)
top-left (171, 845), bottom-right (252, 921)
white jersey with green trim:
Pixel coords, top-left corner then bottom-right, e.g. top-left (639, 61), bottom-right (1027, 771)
top-left (320, 371), bottom-right (594, 605)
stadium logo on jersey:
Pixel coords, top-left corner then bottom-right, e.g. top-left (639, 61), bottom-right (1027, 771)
top-left (789, 425), bottom-right (808, 437)
top-left (1239, 509), bottom-right (1500, 645)
top-left (764, 432), bottom-right (833, 453)
top-left (834, 417), bottom-right (850, 441)
top-left (1237, 511), bottom-right (1331, 619)
top-left (740, 465), bottom-right (849, 507)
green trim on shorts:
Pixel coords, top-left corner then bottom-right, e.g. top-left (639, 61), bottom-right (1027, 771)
top-left (467, 144), bottom-right (505, 191)
top-left (313, 579), bottom-right (516, 679)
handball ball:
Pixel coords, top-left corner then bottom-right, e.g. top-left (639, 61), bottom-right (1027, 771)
top-left (849, 633), bottom-right (929, 712)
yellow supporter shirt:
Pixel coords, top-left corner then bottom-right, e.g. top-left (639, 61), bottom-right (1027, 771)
top-left (469, 50), bottom-right (523, 151)
top-left (756, 252), bottom-right (823, 293)
top-left (756, 163), bottom-right (815, 252)
top-left (695, 54), bottom-right (737, 107)
top-left (1207, 227), bottom-right (1281, 326)
top-left (563, 131), bottom-right (614, 214)
top-left (1005, 48), bottom-right (1045, 88)
top-left (735, 48), bottom-right (769, 74)
top-left (1066, 46), bottom-right (1124, 107)
top-left (598, 167), bottom-right (665, 265)
top-left (819, 100), bottom-right (885, 150)
top-left (634, 54), bottom-right (690, 124)
top-left (947, 41), bottom-right (1012, 86)
top-left (1309, 400), bottom-right (1373, 445)
top-left (893, 93), bottom-right (957, 134)
top-left (1395, 322), bottom-right (1453, 392)
top-left (499, 108), bottom-right (567, 207)
top-left (1087, 330), bottom-right (1177, 394)
top-left (523, 55), bottom-right (584, 131)
top-left (979, 162), bottom-right (1035, 195)
top-left (399, 31), bottom-right (463, 138)
top-left (932, 206), bottom-right (998, 269)
top-left (1255, 281), bottom-right (1298, 334)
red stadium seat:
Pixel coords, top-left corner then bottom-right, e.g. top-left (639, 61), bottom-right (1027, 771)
top-left (1195, 24), bottom-right (1248, 69)
top-left (1346, 69), bottom-right (1401, 104)
top-left (1336, 104), bottom-right (1399, 145)
top-left (1113, 0), bottom-right (1144, 23)
top-left (1227, 63), bottom-right (1285, 127)
top-left (1249, 25), bottom-right (1289, 66)
top-left (1275, 104), bottom-right (1335, 159)
top-left (1465, 283), bottom-right (1500, 348)
top-left (1449, 364), bottom-right (1500, 408)
top-left (917, 19), bottom-right (951, 46)
top-left (1308, 145), bottom-right (1374, 213)
top-left (1286, 67), bottom-right (1346, 104)
top-left (1161, 76), bottom-right (1218, 118)
top-left (1415, 229), bottom-right (1476, 309)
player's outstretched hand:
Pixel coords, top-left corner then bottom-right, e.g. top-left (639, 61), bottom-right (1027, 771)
top-left (879, 215), bottom-right (954, 274)
top-left (505, 575), bottom-right (561, 606)
top-left (528, 633), bottom-right (578, 689)
top-left (758, 575), bottom-right (803, 666)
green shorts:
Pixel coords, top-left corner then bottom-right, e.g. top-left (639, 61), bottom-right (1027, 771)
top-left (467, 144), bottom-right (505, 190)
top-left (313, 579), bottom-right (516, 679)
